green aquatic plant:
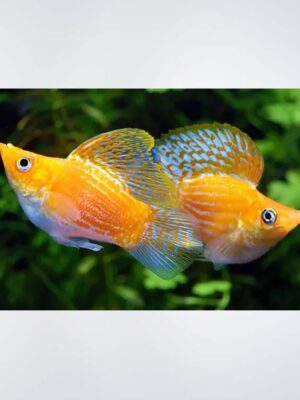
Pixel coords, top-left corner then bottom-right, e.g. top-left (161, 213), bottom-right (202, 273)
top-left (0, 88), bottom-right (299, 310)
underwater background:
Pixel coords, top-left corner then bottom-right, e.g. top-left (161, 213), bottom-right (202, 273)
top-left (0, 89), bottom-right (299, 310)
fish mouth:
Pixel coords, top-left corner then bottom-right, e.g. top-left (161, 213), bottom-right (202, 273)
top-left (0, 143), bottom-right (7, 165)
top-left (0, 143), bottom-right (12, 157)
top-left (280, 209), bottom-right (300, 232)
top-left (0, 143), bottom-right (6, 154)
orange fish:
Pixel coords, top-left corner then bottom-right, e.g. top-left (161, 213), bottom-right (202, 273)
top-left (0, 129), bottom-right (202, 279)
top-left (155, 123), bottom-right (300, 267)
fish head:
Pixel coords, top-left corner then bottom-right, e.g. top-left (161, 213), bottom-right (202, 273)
top-left (192, 176), bottom-right (300, 265)
top-left (0, 143), bottom-right (56, 198)
top-left (244, 191), bottom-right (300, 250)
top-left (204, 190), bottom-right (300, 265)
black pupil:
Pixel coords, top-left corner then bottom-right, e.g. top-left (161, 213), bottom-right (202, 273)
top-left (264, 211), bottom-right (272, 221)
top-left (20, 158), bottom-right (29, 167)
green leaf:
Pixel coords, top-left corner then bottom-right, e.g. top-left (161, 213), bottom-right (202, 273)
top-left (115, 286), bottom-right (141, 302)
top-left (192, 280), bottom-right (232, 297)
top-left (77, 255), bottom-right (97, 275)
top-left (268, 170), bottom-right (300, 208)
top-left (143, 270), bottom-right (187, 290)
top-left (81, 104), bottom-right (108, 126)
top-left (264, 90), bottom-right (300, 126)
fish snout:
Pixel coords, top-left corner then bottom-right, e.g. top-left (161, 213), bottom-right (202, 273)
top-left (0, 143), bottom-right (17, 166)
top-left (290, 209), bottom-right (300, 227)
top-left (281, 208), bottom-right (300, 232)
top-left (0, 143), bottom-right (13, 156)
top-left (0, 143), bottom-right (7, 154)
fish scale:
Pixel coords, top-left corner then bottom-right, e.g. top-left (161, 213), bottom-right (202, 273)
top-left (0, 129), bottom-right (203, 280)
top-left (156, 123), bottom-right (300, 265)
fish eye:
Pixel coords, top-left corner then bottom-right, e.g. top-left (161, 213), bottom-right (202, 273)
top-left (261, 209), bottom-right (277, 225)
top-left (16, 157), bottom-right (32, 172)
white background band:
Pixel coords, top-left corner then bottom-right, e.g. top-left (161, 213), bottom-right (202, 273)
top-left (0, 1), bottom-right (299, 399)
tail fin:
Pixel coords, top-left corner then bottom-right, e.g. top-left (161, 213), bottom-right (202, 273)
top-left (129, 208), bottom-right (203, 279)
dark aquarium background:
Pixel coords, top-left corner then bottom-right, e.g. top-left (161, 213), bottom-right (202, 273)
top-left (0, 89), bottom-right (299, 310)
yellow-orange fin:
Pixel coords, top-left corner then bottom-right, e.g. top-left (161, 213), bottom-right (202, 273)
top-left (129, 207), bottom-right (203, 279)
top-left (68, 129), bottom-right (177, 207)
top-left (155, 123), bottom-right (264, 186)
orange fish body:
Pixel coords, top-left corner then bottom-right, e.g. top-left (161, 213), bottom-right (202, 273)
top-left (156, 123), bottom-right (300, 266)
top-left (0, 129), bottom-right (202, 279)
top-left (39, 156), bottom-right (151, 249)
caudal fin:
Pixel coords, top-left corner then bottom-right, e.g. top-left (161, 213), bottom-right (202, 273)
top-left (129, 208), bottom-right (203, 279)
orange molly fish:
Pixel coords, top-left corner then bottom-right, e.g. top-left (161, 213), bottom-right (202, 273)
top-left (0, 129), bottom-right (202, 279)
top-left (155, 123), bottom-right (300, 266)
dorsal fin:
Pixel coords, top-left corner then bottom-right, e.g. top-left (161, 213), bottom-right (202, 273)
top-left (155, 123), bottom-right (264, 186)
top-left (68, 128), bottom-right (177, 207)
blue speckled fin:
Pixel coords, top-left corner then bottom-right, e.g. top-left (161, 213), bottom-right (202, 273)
top-left (155, 123), bottom-right (264, 186)
top-left (129, 208), bottom-right (203, 279)
top-left (68, 128), bottom-right (177, 207)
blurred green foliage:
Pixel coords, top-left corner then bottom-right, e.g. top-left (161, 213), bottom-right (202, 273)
top-left (0, 89), bottom-right (299, 310)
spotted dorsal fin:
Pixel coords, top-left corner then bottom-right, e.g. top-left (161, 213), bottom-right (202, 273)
top-left (68, 128), bottom-right (177, 207)
top-left (155, 123), bottom-right (264, 186)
